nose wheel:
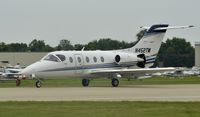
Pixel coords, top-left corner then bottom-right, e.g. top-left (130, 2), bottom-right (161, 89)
top-left (36, 80), bottom-right (42, 88)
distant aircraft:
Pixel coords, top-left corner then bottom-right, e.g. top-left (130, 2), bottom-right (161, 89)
top-left (163, 67), bottom-right (200, 77)
top-left (0, 68), bottom-right (22, 78)
top-left (0, 63), bottom-right (24, 77)
top-left (20, 24), bottom-right (193, 88)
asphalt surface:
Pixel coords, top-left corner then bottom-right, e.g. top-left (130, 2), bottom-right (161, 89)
top-left (0, 84), bottom-right (200, 101)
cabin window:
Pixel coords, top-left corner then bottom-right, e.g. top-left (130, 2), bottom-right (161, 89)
top-left (44, 54), bottom-right (60, 62)
top-left (77, 57), bottom-right (81, 63)
top-left (100, 56), bottom-right (104, 62)
top-left (69, 57), bottom-right (73, 63)
top-left (86, 57), bottom-right (89, 63)
top-left (93, 56), bottom-right (97, 63)
top-left (56, 54), bottom-right (66, 61)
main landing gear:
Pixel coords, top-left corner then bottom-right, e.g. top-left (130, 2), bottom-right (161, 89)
top-left (82, 79), bottom-right (90, 87)
top-left (81, 78), bottom-right (119, 87)
top-left (111, 78), bottom-right (119, 87)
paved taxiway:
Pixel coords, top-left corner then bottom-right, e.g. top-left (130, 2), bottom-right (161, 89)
top-left (0, 84), bottom-right (200, 101)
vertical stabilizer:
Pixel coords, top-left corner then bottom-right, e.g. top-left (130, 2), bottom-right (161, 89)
top-left (127, 24), bottom-right (169, 67)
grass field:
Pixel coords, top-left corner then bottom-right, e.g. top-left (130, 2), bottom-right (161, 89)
top-left (1, 77), bottom-right (200, 117)
top-left (1, 76), bottom-right (200, 87)
top-left (0, 101), bottom-right (200, 117)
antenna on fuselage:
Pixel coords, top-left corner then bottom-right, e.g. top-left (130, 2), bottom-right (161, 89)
top-left (81, 47), bottom-right (85, 51)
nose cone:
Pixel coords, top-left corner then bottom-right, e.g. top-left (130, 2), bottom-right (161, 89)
top-left (21, 66), bottom-right (34, 77)
top-left (21, 62), bottom-right (40, 77)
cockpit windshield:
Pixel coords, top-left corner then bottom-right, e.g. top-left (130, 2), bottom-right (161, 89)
top-left (56, 54), bottom-right (66, 61)
top-left (43, 54), bottom-right (60, 62)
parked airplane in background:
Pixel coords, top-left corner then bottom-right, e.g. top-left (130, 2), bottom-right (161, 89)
top-left (0, 66), bottom-right (24, 83)
top-left (163, 67), bottom-right (200, 77)
top-left (20, 24), bottom-right (193, 88)
top-left (0, 68), bottom-right (22, 78)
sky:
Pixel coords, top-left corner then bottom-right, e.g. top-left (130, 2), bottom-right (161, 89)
top-left (0, 0), bottom-right (199, 46)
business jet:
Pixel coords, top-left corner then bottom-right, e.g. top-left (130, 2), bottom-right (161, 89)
top-left (20, 24), bottom-right (193, 88)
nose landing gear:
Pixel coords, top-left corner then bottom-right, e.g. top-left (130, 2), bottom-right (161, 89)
top-left (35, 80), bottom-right (42, 88)
top-left (30, 73), bottom-right (42, 88)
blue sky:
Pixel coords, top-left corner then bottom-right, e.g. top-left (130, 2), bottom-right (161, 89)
top-left (0, 0), bottom-right (199, 46)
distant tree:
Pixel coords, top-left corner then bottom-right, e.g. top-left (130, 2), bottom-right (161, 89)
top-left (57, 39), bottom-right (74, 50)
top-left (136, 29), bottom-right (146, 41)
top-left (97, 38), bottom-right (121, 50)
top-left (158, 37), bottom-right (194, 67)
top-left (29, 39), bottom-right (45, 52)
top-left (85, 40), bottom-right (98, 50)
top-left (0, 42), bottom-right (7, 52)
top-left (85, 38), bottom-right (135, 50)
top-left (124, 29), bottom-right (147, 48)
top-left (7, 43), bottom-right (28, 52)
top-left (120, 41), bottom-right (135, 49)
top-left (29, 39), bottom-right (54, 52)
top-left (74, 44), bottom-right (85, 50)
top-left (0, 42), bottom-right (28, 52)
top-left (44, 44), bottom-right (55, 52)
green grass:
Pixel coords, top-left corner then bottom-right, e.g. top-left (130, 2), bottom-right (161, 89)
top-left (1, 76), bottom-right (200, 87)
top-left (0, 101), bottom-right (200, 117)
top-left (1, 78), bottom-right (200, 117)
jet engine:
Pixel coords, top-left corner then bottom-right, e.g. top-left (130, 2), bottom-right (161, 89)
top-left (114, 53), bottom-right (145, 67)
top-left (136, 54), bottom-right (146, 68)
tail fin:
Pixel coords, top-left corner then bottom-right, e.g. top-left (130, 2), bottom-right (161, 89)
top-left (133, 24), bottom-right (169, 55)
top-left (127, 24), bottom-right (169, 67)
top-left (124, 24), bottom-right (193, 67)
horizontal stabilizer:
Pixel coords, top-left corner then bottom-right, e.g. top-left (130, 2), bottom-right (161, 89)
top-left (141, 25), bottom-right (194, 30)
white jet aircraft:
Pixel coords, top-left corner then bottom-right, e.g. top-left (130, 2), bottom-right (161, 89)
top-left (20, 24), bottom-right (193, 88)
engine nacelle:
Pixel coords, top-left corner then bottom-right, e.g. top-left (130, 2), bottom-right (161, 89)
top-left (114, 53), bottom-right (144, 66)
top-left (136, 54), bottom-right (146, 68)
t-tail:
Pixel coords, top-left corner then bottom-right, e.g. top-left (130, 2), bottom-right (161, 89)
top-left (123, 24), bottom-right (194, 68)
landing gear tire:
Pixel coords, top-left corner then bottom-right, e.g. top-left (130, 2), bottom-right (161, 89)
top-left (16, 79), bottom-right (21, 86)
top-left (112, 78), bottom-right (119, 87)
top-left (82, 79), bottom-right (90, 87)
top-left (36, 80), bottom-right (42, 88)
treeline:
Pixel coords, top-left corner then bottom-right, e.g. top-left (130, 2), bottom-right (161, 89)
top-left (0, 31), bottom-right (194, 67)
top-left (0, 39), bottom-right (136, 52)
top-left (0, 29), bottom-right (144, 52)
top-left (158, 37), bottom-right (194, 67)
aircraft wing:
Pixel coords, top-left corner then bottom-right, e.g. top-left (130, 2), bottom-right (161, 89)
top-left (88, 67), bottom-right (175, 76)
